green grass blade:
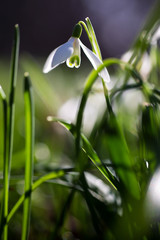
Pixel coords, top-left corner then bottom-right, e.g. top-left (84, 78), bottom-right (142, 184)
top-left (8, 24), bottom-right (20, 171)
top-left (81, 134), bottom-right (117, 189)
top-left (47, 117), bottom-right (117, 190)
top-left (21, 73), bottom-right (34, 240)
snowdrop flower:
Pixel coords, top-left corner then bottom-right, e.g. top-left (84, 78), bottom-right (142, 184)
top-left (43, 23), bottom-right (110, 83)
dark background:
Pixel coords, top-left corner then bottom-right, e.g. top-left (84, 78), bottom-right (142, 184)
top-left (0, 0), bottom-right (156, 58)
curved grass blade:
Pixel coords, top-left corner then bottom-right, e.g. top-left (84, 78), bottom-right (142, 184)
top-left (81, 134), bottom-right (118, 189)
top-left (21, 73), bottom-right (34, 240)
top-left (7, 170), bottom-right (66, 224)
top-left (47, 117), bottom-right (117, 190)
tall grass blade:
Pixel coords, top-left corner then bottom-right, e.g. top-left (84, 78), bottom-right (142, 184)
top-left (21, 73), bottom-right (34, 240)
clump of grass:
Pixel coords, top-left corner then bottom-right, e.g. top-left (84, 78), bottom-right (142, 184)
top-left (1, 1), bottom-right (160, 239)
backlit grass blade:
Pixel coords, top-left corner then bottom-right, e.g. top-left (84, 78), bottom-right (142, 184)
top-left (81, 134), bottom-right (118, 189)
top-left (8, 24), bottom-right (20, 172)
top-left (21, 73), bottom-right (34, 240)
top-left (47, 117), bottom-right (117, 190)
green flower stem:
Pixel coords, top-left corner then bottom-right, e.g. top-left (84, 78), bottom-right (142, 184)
top-left (21, 73), bottom-right (34, 240)
top-left (75, 58), bottom-right (143, 155)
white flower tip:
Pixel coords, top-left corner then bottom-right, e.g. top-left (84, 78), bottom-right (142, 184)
top-left (43, 65), bottom-right (49, 73)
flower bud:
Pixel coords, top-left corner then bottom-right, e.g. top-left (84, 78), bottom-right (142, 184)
top-left (72, 23), bottom-right (82, 38)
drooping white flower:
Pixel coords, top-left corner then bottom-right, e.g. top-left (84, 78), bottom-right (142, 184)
top-left (43, 24), bottom-right (110, 83)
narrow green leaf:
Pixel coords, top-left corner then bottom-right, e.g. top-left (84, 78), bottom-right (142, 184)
top-left (81, 134), bottom-right (117, 189)
top-left (21, 73), bottom-right (34, 240)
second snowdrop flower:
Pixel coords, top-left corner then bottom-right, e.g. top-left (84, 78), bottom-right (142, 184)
top-left (43, 24), bottom-right (110, 83)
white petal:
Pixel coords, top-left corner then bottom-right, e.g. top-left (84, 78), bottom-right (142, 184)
top-left (43, 38), bottom-right (74, 73)
top-left (79, 40), bottom-right (110, 83)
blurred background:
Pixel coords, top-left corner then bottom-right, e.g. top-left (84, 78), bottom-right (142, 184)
top-left (0, 0), bottom-right (156, 58)
top-left (1, 1), bottom-right (160, 239)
